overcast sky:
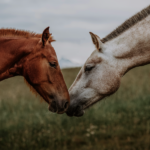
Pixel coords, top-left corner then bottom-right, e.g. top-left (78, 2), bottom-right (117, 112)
top-left (0, 0), bottom-right (150, 64)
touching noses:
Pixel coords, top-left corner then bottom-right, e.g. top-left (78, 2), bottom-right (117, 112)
top-left (49, 99), bottom-right (69, 114)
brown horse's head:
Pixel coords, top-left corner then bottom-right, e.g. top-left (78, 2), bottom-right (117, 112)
top-left (23, 27), bottom-right (69, 114)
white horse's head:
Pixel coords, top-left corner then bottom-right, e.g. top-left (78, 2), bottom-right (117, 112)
top-left (66, 32), bottom-right (121, 117)
top-left (66, 5), bottom-right (150, 117)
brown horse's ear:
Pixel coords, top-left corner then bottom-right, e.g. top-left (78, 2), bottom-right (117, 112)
top-left (89, 32), bottom-right (103, 51)
top-left (42, 27), bottom-right (50, 46)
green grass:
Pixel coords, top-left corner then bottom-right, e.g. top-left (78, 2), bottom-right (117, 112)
top-left (0, 65), bottom-right (150, 150)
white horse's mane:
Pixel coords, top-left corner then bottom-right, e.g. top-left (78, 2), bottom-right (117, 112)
top-left (102, 5), bottom-right (150, 43)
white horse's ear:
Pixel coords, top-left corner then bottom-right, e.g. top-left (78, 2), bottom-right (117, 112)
top-left (89, 32), bottom-right (103, 51)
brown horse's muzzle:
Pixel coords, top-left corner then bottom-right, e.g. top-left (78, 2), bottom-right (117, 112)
top-left (48, 99), bottom-right (69, 114)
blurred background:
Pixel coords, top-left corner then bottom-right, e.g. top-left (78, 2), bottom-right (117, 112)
top-left (1, 0), bottom-right (150, 150)
top-left (1, 0), bottom-right (150, 67)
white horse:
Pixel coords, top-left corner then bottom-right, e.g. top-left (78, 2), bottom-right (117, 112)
top-left (66, 5), bottom-right (150, 117)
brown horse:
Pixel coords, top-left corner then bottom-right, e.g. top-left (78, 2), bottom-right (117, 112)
top-left (0, 27), bottom-right (69, 114)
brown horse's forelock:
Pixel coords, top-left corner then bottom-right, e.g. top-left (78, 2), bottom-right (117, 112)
top-left (0, 28), bottom-right (55, 42)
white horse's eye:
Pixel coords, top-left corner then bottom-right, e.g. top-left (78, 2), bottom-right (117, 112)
top-left (85, 64), bottom-right (95, 72)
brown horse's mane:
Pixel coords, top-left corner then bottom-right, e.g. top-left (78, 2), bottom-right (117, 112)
top-left (101, 5), bottom-right (150, 43)
top-left (0, 28), bottom-right (55, 42)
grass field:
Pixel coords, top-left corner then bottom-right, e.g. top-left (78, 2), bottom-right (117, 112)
top-left (0, 65), bottom-right (150, 150)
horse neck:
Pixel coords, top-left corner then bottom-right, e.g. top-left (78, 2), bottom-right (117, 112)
top-left (106, 15), bottom-right (150, 76)
top-left (0, 37), bottom-right (39, 81)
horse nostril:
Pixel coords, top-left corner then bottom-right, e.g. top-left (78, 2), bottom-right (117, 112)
top-left (51, 100), bottom-right (57, 112)
top-left (75, 105), bottom-right (81, 112)
top-left (64, 102), bottom-right (69, 110)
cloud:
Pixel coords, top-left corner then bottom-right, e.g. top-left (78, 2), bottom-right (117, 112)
top-left (0, 0), bottom-right (150, 63)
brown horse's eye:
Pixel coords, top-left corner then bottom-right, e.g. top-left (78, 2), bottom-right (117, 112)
top-left (49, 62), bottom-right (56, 68)
top-left (85, 64), bottom-right (95, 72)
